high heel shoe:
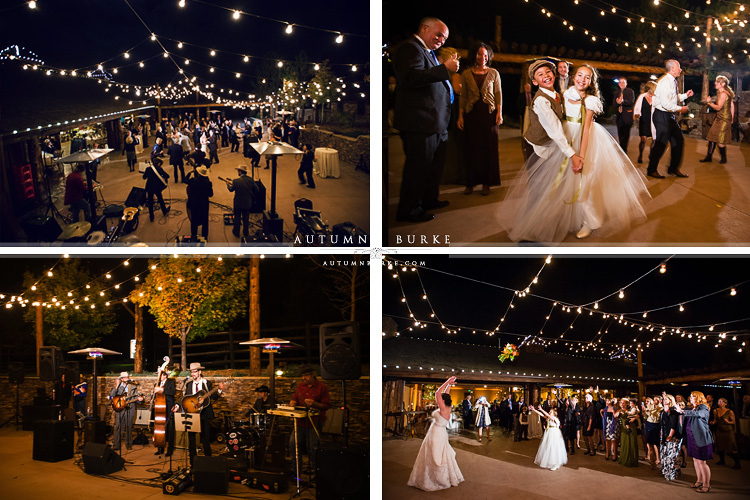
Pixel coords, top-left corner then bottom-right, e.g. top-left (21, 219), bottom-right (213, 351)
top-left (691, 483), bottom-right (703, 489)
top-left (696, 485), bottom-right (711, 493)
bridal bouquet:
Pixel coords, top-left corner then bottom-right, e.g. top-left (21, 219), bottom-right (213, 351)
top-left (498, 343), bottom-right (519, 363)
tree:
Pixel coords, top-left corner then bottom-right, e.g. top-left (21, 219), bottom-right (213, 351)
top-left (22, 260), bottom-right (117, 350)
top-left (308, 60), bottom-right (339, 124)
top-left (130, 257), bottom-right (248, 371)
top-left (308, 256), bottom-right (369, 321)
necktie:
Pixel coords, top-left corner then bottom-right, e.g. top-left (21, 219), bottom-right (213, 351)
top-left (430, 50), bottom-right (454, 104)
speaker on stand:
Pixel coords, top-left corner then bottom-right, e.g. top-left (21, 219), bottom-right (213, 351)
top-left (1, 362), bottom-right (24, 430)
top-left (39, 346), bottom-right (64, 381)
top-left (320, 321), bottom-right (361, 447)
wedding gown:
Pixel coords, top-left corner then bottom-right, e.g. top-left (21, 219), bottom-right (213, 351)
top-left (534, 417), bottom-right (568, 470)
top-left (563, 87), bottom-right (651, 235)
top-left (407, 410), bottom-right (465, 491)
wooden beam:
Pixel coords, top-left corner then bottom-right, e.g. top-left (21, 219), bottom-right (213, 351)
top-left (642, 369), bottom-right (750, 386)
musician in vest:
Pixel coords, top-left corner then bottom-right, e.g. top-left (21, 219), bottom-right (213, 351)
top-left (499, 60), bottom-right (584, 243)
top-left (288, 365), bottom-right (331, 469)
top-left (182, 362), bottom-right (225, 465)
top-left (153, 366), bottom-right (178, 457)
top-left (110, 371), bottom-right (143, 452)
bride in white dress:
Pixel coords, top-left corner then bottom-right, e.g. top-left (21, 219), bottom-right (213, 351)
top-left (530, 405), bottom-right (568, 470)
top-left (563, 64), bottom-right (651, 239)
top-left (408, 376), bottom-right (465, 491)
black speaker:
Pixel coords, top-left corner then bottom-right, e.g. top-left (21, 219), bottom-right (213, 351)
top-left (9, 362), bottom-right (24, 384)
top-left (39, 346), bottom-right (64, 381)
top-left (33, 420), bottom-right (74, 462)
top-left (254, 433), bottom-right (286, 471)
top-left (125, 186), bottom-right (148, 207)
top-left (331, 222), bottom-right (368, 246)
top-left (22, 405), bottom-right (59, 430)
top-left (251, 179), bottom-right (266, 213)
top-left (82, 442), bottom-right (125, 475)
top-left (315, 446), bottom-right (369, 500)
top-left (83, 419), bottom-right (107, 444)
top-left (193, 456), bottom-right (228, 494)
top-left (320, 322), bottom-right (361, 380)
top-left (64, 361), bottom-right (80, 385)
top-left (21, 215), bottom-right (62, 242)
top-left (262, 211), bottom-right (283, 241)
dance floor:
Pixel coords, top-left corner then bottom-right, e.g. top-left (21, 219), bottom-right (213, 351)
top-left (386, 128), bottom-right (750, 246)
top-left (381, 429), bottom-right (749, 499)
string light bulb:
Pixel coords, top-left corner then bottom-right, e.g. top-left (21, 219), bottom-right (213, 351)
top-left (286, 24), bottom-right (293, 34)
top-left (730, 288), bottom-right (737, 296)
top-left (335, 33), bottom-right (343, 44)
top-left (29, 1), bottom-right (36, 9)
top-left (232, 10), bottom-right (240, 20)
top-left (178, 0), bottom-right (185, 7)
top-left (618, 290), bottom-right (624, 299)
top-left (660, 263), bottom-right (666, 273)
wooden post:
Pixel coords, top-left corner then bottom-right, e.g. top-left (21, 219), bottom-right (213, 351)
top-left (495, 15), bottom-right (502, 51)
top-left (134, 305), bottom-right (143, 373)
top-left (36, 293), bottom-right (43, 376)
top-left (637, 345), bottom-right (645, 402)
top-left (156, 83), bottom-right (162, 124)
top-left (249, 257), bottom-right (260, 375)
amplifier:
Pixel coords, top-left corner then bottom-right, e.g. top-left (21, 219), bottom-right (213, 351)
top-left (234, 471), bottom-right (288, 493)
top-left (162, 468), bottom-right (192, 495)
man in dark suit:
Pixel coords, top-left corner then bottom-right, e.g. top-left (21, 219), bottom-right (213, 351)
top-left (182, 362), bottom-right (224, 465)
top-left (143, 158), bottom-right (170, 222)
top-left (554, 60), bottom-right (571, 94)
top-left (563, 396), bottom-right (582, 454)
top-left (225, 165), bottom-right (254, 239)
top-left (393, 17), bottom-right (459, 223)
top-left (613, 77), bottom-right (635, 152)
top-left (461, 394), bottom-right (473, 430)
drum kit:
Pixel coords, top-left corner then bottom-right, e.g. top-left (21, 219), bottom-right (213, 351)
top-left (221, 412), bottom-right (270, 457)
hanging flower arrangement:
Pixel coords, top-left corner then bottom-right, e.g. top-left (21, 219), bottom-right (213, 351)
top-left (498, 343), bottom-right (519, 363)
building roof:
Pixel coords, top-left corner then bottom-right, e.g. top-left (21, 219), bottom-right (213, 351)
top-left (383, 336), bottom-right (641, 386)
top-left (0, 64), bottom-right (153, 137)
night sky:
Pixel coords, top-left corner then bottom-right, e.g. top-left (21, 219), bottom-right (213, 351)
top-left (0, 254), bottom-right (368, 371)
top-left (383, 254), bottom-right (750, 374)
top-left (1, 1), bottom-right (369, 102)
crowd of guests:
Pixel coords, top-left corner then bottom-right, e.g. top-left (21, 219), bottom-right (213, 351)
top-left (456, 389), bottom-right (742, 492)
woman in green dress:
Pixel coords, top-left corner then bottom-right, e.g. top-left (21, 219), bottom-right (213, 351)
top-left (618, 398), bottom-right (640, 467)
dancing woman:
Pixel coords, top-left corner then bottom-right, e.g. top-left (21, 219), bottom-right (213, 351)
top-left (474, 396), bottom-right (492, 442)
top-left (660, 394), bottom-right (683, 481)
top-left (408, 376), bottom-right (464, 491)
top-left (700, 75), bottom-right (735, 164)
top-left (562, 64), bottom-right (651, 239)
top-left (530, 405), bottom-right (568, 470)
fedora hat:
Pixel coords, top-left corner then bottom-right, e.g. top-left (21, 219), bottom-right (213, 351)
top-left (196, 166), bottom-right (209, 177)
top-left (299, 365), bottom-right (316, 375)
top-left (255, 385), bottom-right (270, 393)
top-left (119, 371), bottom-right (129, 378)
top-left (189, 362), bottom-right (205, 371)
top-left (528, 59), bottom-right (556, 82)
top-left (235, 165), bottom-right (248, 174)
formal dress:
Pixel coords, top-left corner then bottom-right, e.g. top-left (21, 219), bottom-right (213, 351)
top-left (563, 88), bottom-right (651, 235)
top-left (634, 93), bottom-right (655, 138)
top-left (408, 410), bottom-right (464, 491)
top-left (534, 417), bottom-right (567, 470)
top-left (460, 69), bottom-right (501, 188)
top-left (706, 89), bottom-right (733, 144)
top-left (528, 411), bottom-right (544, 438)
top-left (618, 413), bottom-right (639, 467)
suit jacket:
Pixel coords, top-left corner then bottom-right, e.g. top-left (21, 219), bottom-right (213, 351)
top-left (228, 175), bottom-right (254, 210)
top-left (393, 36), bottom-right (452, 135)
top-left (554, 75), bottom-right (571, 95)
top-left (184, 378), bottom-right (220, 420)
top-left (143, 163), bottom-right (169, 192)
top-left (614, 87), bottom-right (635, 125)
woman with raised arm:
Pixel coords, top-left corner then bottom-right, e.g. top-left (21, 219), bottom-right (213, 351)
top-left (530, 405), bottom-right (567, 470)
top-left (408, 376), bottom-right (464, 491)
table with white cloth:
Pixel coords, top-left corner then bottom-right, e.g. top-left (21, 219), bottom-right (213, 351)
top-left (314, 147), bottom-right (340, 178)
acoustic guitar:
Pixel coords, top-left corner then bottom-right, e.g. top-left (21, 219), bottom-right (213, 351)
top-left (111, 391), bottom-right (144, 412)
top-left (181, 378), bottom-right (233, 413)
top-left (152, 356), bottom-right (170, 449)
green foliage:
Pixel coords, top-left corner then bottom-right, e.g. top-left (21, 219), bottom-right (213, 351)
top-left (22, 260), bottom-right (117, 349)
top-left (130, 257), bottom-right (247, 343)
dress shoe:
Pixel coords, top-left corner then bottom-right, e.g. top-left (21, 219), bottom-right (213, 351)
top-left (647, 172), bottom-right (665, 179)
top-left (396, 211), bottom-right (435, 223)
top-left (481, 185), bottom-right (490, 196)
top-left (423, 200), bottom-right (450, 210)
top-left (165, 451), bottom-right (173, 457)
top-left (464, 187), bottom-right (473, 195)
top-left (155, 448), bottom-right (164, 455)
top-left (576, 223), bottom-right (592, 239)
top-left (668, 170), bottom-right (688, 178)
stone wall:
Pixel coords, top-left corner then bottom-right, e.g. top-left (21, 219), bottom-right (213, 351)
top-left (1, 375), bottom-right (370, 447)
top-left (299, 128), bottom-right (369, 170)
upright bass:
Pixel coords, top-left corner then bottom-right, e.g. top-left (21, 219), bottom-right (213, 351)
top-left (152, 356), bottom-right (170, 449)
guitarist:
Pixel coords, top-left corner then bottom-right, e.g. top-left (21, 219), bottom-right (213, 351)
top-left (183, 362), bottom-right (225, 465)
top-left (109, 372), bottom-right (143, 453)
top-left (153, 365), bottom-right (177, 457)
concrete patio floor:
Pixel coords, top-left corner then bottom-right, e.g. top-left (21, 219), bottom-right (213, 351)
top-left (382, 428), bottom-right (749, 499)
top-left (0, 425), bottom-right (315, 500)
top-left (386, 128), bottom-right (750, 247)
top-left (40, 141), bottom-right (369, 247)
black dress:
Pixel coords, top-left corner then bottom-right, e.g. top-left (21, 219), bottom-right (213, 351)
top-left (463, 72), bottom-right (500, 188)
top-left (638, 97), bottom-right (652, 137)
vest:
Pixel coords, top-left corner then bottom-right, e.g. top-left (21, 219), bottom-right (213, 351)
top-left (524, 90), bottom-right (564, 146)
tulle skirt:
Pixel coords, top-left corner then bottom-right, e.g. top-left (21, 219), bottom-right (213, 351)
top-left (567, 121), bottom-right (651, 235)
top-left (535, 427), bottom-right (568, 470)
top-left (499, 147), bottom-right (585, 243)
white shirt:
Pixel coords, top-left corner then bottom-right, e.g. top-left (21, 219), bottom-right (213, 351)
top-left (653, 73), bottom-right (688, 113)
top-left (526, 87), bottom-right (576, 159)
